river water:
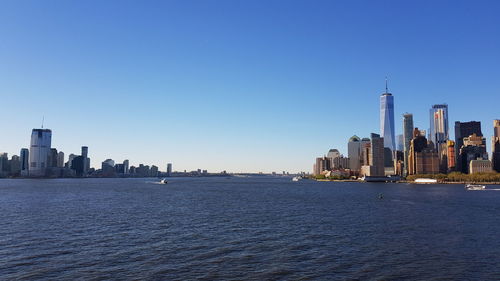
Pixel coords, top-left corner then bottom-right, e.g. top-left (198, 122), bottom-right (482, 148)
top-left (1, 177), bottom-right (499, 280)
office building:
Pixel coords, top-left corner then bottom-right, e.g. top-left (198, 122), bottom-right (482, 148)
top-left (102, 159), bottom-right (116, 177)
top-left (20, 148), bottom-right (29, 176)
top-left (492, 120), bottom-right (500, 172)
top-left (454, 121), bottom-right (482, 172)
top-left (57, 151), bottom-right (65, 168)
top-left (348, 136), bottom-right (361, 173)
top-left (123, 160), bottom-right (130, 174)
top-left (81, 146), bottom-right (89, 175)
top-left (67, 154), bottom-right (76, 169)
top-left (429, 104), bottom-right (449, 172)
top-left (402, 113), bottom-right (414, 176)
top-left (48, 148), bottom-right (58, 168)
top-left (447, 140), bottom-right (456, 171)
top-left (408, 128), bottom-right (440, 175)
top-left (459, 133), bottom-right (488, 174)
top-left (360, 133), bottom-right (385, 177)
top-left (469, 159), bottom-right (492, 174)
top-left (380, 83), bottom-right (396, 156)
top-left (167, 163), bottom-right (172, 177)
top-left (314, 156), bottom-right (331, 175)
top-left (28, 128), bottom-right (52, 177)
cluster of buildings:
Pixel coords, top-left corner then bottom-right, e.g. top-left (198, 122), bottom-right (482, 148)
top-left (0, 128), bottom-right (173, 178)
top-left (314, 83), bottom-right (500, 178)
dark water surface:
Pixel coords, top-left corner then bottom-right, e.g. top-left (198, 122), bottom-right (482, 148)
top-left (1, 177), bottom-right (499, 280)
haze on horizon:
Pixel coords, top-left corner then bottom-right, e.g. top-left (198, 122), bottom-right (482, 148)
top-left (1, 0), bottom-right (499, 173)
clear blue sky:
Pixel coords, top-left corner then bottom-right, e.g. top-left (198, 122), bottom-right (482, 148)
top-left (1, 0), bottom-right (499, 173)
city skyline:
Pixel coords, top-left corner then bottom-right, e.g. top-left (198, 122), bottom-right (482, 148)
top-left (1, 1), bottom-right (500, 173)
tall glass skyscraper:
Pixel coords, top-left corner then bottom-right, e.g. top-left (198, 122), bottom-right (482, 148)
top-left (380, 89), bottom-right (396, 153)
top-left (429, 104), bottom-right (449, 150)
top-left (28, 128), bottom-right (52, 177)
top-left (430, 104), bottom-right (449, 172)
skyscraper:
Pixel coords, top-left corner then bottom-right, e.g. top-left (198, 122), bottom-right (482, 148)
top-left (348, 136), bottom-right (361, 173)
top-left (57, 151), bottom-right (65, 168)
top-left (459, 133), bottom-right (488, 173)
top-left (167, 163), bottom-right (172, 177)
top-left (28, 129), bottom-right (52, 177)
top-left (491, 120), bottom-right (500, 172)
top-left (429, 104), bottom-right (449, 172)
top-left (360, 133), bottom-right (385, 177)
top-left (20, 148), bottom-right (29, 176)
top-left (408, 128), bottom-right (439, 175)
top-left (454, 121), bottom-right (482, 172)
top-left (380, 81), bottom-right (396, 154)
top-left (81, 146), bottom-right (89, 175)
top-left (402, 113), bottom-right (414, 175)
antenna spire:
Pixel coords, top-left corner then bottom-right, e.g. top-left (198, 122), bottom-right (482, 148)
top-left (41, 116), bottom-right (44, 129)
top-left (385, 76), bottom-right (388, 93)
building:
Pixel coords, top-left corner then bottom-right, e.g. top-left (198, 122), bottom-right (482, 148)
top-left (10, 155), bottom-right (21, 176)
top-left (101, 159), bottom-right (116, 177)
top-left (360, 133), bottom-right (385, 177)
top-left (20, 148), bottom-right (29, 176)
top-left (123, 160), bottom-right (130, 174)
top-left (408, 128), bottom-right (440, 175)
top-left (492, 120), bottom-right (500, 172)
top-left (469, 159), bottom-right (493, 174)
top-left (167, 163), bottom-right (172, 177)
top-left (402, 113), bottom-right (414, 176)
top-left (454, 121), bottom-right (482, 172)
top-left (71, 156), bottom-right (85, 177)
top-left (348, 136), bottom-right (361, 173)
top-left (81, 146), bottom-right (89, 175)
top-left (48, 148), bottom-right (58, 168)
top-left (429, 104), bottom-right (449, 172)
top-left (57, 151), bottom-right (65, 168)
top-left (28, 128), bottom-right (52, 177)
top-left (459, 133), bottom-right (488, 174)
top-left (314, 156), bottom-right (331, 175)
top-left (447, 140), bottom-right (456, 171)
top-left (67, 154), bottom-right (76, 169)
top-left (380, 83), bottom-right (396, 156)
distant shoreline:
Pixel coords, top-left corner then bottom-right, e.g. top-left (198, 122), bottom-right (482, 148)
top-left (314, 179), bottom-right (500, 185)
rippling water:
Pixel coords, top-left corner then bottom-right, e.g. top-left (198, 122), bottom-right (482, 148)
top-left (1, 177), bottom-right (499, 280)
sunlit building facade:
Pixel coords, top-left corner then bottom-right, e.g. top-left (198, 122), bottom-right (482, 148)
top-left (28, 129), bottom-right (52, 177)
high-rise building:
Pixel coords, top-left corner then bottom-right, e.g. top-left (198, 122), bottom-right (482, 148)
top-left (81, 146), bottom-right (89, 175)
top-left (123, 160), bottom-right (130, 174)
top-left (360, 133), bottom-right (385, 177)
top-left (67, 154), bottom-right (76, 169)
top-left (492, 120), bottom-right (500, 172)
top-left (348, 136), bottom-right (361, 173)
top-left (429, 104), bottom-right (449, 172)
top-left (314, 156), bottom-right (331, 175)
top-left (459, 133), bottom-right (488, 174)
top-left (167, 163), bottom-right (172, 177)
top-left (48, 148), bottom-right (58, 168)
top-left (57, 151), bottom-right (65, 168)
top-left (408, 128), bottom-right (440, 175)
top-left (380, 82), bottom-right (396, 154)
top-left (402, 113), bottom-right (414, 176)
top-left (397, 134), bottom-right (404, 152)
top-left (28, 129), bottom-right (52, 177)
top-left (447, 140), bottom-right (456, 171)
top-left (454, 121), bottom-right (482, 172)
top-left (327, 149), bottom-right (341, 169)
top-left (20, 148), bottom-right (29, 176)
top-left (10, 155), bottom-right (21, 176)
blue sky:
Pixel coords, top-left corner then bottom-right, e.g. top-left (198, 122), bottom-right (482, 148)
top-left (1, 0), bottom-right (499, 173)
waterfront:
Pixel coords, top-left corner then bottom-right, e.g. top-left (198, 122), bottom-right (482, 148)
top-left (1, 177), bottom-right (499, 280)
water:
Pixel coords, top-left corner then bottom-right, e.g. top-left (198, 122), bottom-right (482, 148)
top-left (1, 177), bottom-right (499, 280)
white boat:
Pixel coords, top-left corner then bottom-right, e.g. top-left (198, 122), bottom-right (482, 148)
top-left (414, 178), bottom-right (437, 184)
top-left (465, 184), bottom-right (485, 190)
top-left (292, 176), bottom-right (301, 182)
top-left (159, 178), bottom-right (168, 184)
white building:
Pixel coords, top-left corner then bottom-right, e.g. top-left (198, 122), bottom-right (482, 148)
top-left (28, 129), bottom-right (52, 177)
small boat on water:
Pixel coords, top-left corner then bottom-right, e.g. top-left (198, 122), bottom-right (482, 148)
top-left (465, 184), bottom-right (485, 190)
top-left (159, 178), bottom-right (168, 184)
top-left (292, 176), bottom-right (302, 182)
top-left (414, 178), bottom-right (438, 184)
